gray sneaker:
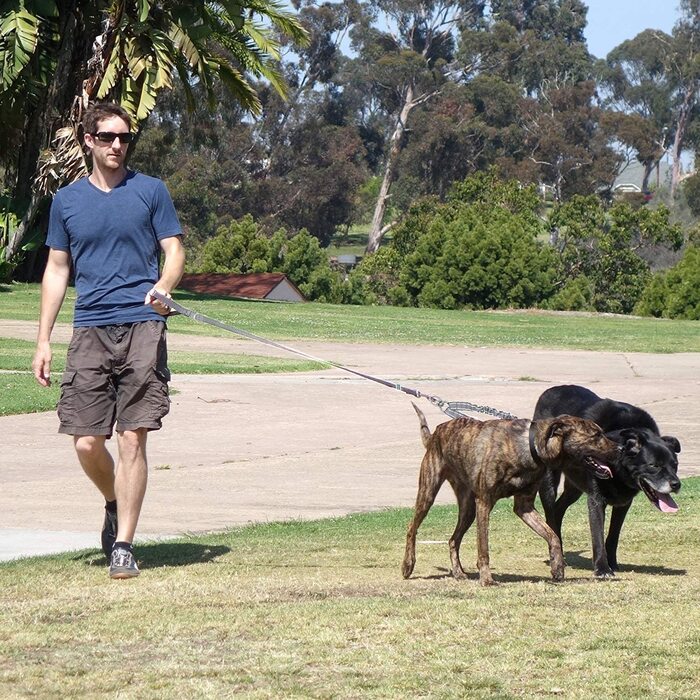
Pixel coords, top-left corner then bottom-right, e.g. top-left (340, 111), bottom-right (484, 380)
top-left (109, 547), bottom-right (140, 579)
top-left (101, 509), bottom-right (118, 559)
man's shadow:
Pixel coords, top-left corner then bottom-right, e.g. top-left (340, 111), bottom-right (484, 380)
top-left (74, 541), bottom-right (231, 569)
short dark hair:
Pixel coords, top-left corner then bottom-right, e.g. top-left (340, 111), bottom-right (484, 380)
top-left (82, 102), bottom-right (132, 136)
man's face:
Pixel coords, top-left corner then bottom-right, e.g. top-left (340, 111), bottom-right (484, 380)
top-left (84, 115), bottom-right (131, 171)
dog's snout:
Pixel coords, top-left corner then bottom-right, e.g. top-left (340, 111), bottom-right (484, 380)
top-left (671, 476), bottom-right (682, 491)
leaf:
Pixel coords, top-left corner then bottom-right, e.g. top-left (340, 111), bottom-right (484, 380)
top-left (137, 0), bottom-right (151, 23)
top-left (136, 63), bottom-right (158, 121)
top-left (95, 37), bottom-right (122, 99)
top-left (215, 59), bottom-right (261, 115)
top-left (125, 36), bottom-right (148, 80)
top-left (0, 10), bottom-right (40, 90)
top-left (242, 23), bottom-right (281, 61)
top-left (167, 21), bottom-right (202, 70)
top-left (151, 30), bottom-right (175, 90)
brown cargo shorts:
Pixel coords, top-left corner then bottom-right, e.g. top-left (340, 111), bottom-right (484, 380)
top-left (57, 320), bottom-right (171, 437)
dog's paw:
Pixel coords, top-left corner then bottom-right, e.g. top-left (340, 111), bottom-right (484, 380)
top-left (478, 576), bottom-right (499, 587)
top-left (594, 568), bottom-right (616, 580)
top-left (401, 561), bottom-right (415, 579)
top-left (551, 568), bottom-right (565, 582)
top-left (452, 568), bottom-right (469, 580)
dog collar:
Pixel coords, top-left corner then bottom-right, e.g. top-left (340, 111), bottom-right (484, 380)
top-left (529, 421), bottom-right (545, 467)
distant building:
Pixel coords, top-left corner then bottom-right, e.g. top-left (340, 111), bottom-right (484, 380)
top-left (179, 273), bottom-right (306, 302)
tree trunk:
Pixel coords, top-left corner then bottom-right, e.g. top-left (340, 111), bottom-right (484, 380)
top-left (641, 162), bottom-right (654, 193)
top-left (365, 84), bottom-right (415, 254)
top-left (670, 85), bottom-right (695, 198)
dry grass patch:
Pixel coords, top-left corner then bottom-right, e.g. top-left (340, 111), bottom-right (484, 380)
top-left (1, 479), bottom-right (699, 699)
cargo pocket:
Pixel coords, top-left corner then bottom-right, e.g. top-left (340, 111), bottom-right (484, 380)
top-left (152, 366), bottom-right (171, 419)
top-left (57, 370), bottom-right (77, 423)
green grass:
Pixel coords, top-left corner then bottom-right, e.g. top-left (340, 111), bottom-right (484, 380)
top-left (2, 478), bottom-right (699, 698)
top-left (0, 337), bottom-right (322, 416)
top-left (3, 282), bottom-right (698, 353)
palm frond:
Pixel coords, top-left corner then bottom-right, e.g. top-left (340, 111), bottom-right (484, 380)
top-left (0, 9), bottom-right (41, 90)
top-left (238, 22), bottom-right (281, 61)
top-left (125, 36), bottom-right (149, 80)
top-left (214, 57), bottom-right (262, 114)
top-left (167, 20), bottom-right (203, 71)
top-left (241, 0), bottom-right (309, 46)
top-left (96, 36), bottom-right (122, 99)
top-left (34, 126), bottom-right (88, 197)
top-left (151, 30), bottom-right (175, 90)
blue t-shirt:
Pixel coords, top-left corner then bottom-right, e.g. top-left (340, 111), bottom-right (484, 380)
top-left (47, 171), bottom-right (182, 326)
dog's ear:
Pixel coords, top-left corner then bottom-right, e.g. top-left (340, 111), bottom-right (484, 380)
top-left (544, 418), bottom-right (569, 444)
top-left (662, 435), bottom-right (681, 454)
top-left (619, 429), bottom-right (643, 455)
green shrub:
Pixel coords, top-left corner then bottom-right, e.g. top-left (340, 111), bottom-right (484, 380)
top-left (635, 246), bottom-right (700, 320)
top-left (550, 196), bottom-right (683, 314)
top-left (200, 215), bottom-right (272, 274)
top-left (346, 247), bottom-right (403, 305)
top-left (546, 275), bottom-right (596, 312)
top-left (634, 272), bottom-right (669, 318)
top-left (683, 172), bottom-right (700, 217)
top-left (399, 192), bottom-right (556, 310)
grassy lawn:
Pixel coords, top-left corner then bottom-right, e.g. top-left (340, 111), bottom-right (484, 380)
top-left (2, 282), bottom-right (699, 353)
top-left (1, 478), bottom-right (698, 698)
top-left (2, 282), bottom-right (698, 697)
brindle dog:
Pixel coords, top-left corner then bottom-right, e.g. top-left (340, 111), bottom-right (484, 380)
top-left (402, 405), bottom-right (619, 586)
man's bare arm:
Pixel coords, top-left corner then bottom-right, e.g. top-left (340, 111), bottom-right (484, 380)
top-left (145, 235), bottom-right (185, 315)
top-left (33, 248), bottom-right (71, 386)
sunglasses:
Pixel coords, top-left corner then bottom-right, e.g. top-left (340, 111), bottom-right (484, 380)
top-left (92, 131), bottom-right (134, 144)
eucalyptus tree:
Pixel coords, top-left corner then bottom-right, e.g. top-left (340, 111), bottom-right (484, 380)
top-left (487, 0), bottom-right (592, 95)
top-left (667, 0), bottom-right (700, 197)
top-left (348, 0), bottom-right (487, 253)
top-left (0, 0), bottom-right (307, 269)
top-left (478, 1), bottom-right (614, 201)
top-left (597, 29), bottom-right (675, 192)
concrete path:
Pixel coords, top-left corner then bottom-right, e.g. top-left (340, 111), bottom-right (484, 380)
top-left (1, 319), bottom-right (698, 561)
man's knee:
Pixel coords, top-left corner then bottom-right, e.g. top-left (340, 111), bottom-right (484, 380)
top-left (117, 428), bottom-right (148, 456)
top-left (74, 434), bottom-right (107, 459)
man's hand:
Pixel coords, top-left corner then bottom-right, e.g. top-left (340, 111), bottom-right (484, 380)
top-left (145, 287), bottom-right (173, 316)
top-left (32, 340), bottom-right (53, 387)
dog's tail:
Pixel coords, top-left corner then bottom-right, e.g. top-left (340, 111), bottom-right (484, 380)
top-left (412, 402), bottom-right (432, 447)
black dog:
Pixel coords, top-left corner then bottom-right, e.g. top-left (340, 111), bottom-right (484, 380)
top-left (533, 385), bottom-right (681, 578)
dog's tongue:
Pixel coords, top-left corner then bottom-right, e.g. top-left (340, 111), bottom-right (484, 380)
top-left (596, 464), bottom-right (613, 479)
top-left (656, 493), bottom-right (679, 514)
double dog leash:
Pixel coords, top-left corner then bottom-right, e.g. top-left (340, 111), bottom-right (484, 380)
top-left (151, 290), bottom-right (517, 421)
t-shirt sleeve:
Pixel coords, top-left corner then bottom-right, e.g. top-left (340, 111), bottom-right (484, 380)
top-left (45, 193), bottom-right (69, 251)
top-left (152, 180), bottom-right (182, 240)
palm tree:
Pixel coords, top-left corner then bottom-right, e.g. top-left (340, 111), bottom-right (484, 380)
top-left (0, 0), bottom-right (307, 265)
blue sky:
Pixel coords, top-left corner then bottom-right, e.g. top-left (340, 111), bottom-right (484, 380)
top-left (583, 0), bottom-right (681, 58)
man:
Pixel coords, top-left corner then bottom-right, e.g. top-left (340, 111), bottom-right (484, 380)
top-left (32, 102), bottom-right (185, 579)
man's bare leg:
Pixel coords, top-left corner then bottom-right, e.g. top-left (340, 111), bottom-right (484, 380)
top-left (114, 428), bottom-right (149, 544)
top-left (74, 435), bottom-right (116, 501)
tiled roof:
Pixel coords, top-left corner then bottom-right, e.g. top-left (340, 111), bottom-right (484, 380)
top-left (179, 273), bottom-right (304, 301)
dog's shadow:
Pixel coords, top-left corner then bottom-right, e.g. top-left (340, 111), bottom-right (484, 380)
top-left (415, 552), bottom-right (687, 583)
top-left (416, 567), bottom-right (571, 585)
top-left (562, 550), bottom-right (686, 577)
top-left (74, 542), bottom-right (231, 569)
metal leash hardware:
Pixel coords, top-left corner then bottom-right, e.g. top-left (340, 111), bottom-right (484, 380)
top-left (151, 291), bottom-right (517, 421)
